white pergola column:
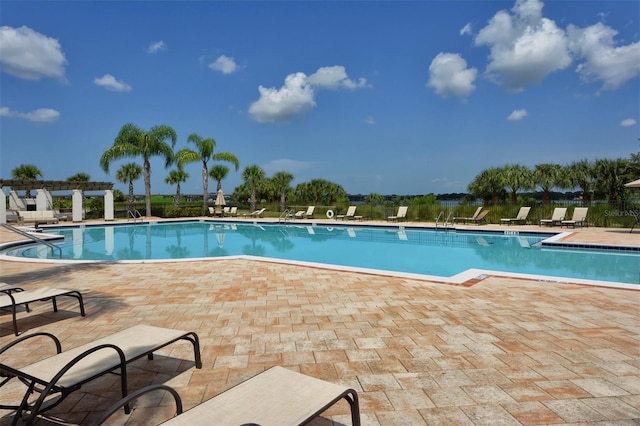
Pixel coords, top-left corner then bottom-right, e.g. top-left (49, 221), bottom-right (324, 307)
top-left (36, 189), bottom-right (52, 210)
top-left (104, 189), bottom-right (114, 221)
top-left (0, 187), bottom-right (6, 224)
top-left (9, 191), bottom-right (24, 210)
top-left (72, 190), bottom-right (83, 222)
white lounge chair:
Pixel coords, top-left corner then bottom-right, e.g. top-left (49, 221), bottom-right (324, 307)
top-left (387, 206), bottom-right (408, 222)
top-left (500, 206), bottom-right (531, 225)
top-left (229, 206), bottom-right (238, 217)
top-left (0, 287), bottom-right (86, 336)
top-left (336, 206), bottom-right (362, 221)
top-left (561, 207), bottom-right (589, 228)
top-left (452, 206), bottom-right (482, 224)
top-left (0, 325), bottom-right (202, 425)
top-left (95, 366), bottom-right (360, 426)
top-left (244, 208), bottom-right (266, 218)
top-left (294, 206), bottom-right (315, 219)
top-left (540, 207), bottom-right (567, 226)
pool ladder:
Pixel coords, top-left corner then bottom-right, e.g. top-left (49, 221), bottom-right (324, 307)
top-left (278, 209), bottom-right (294, 223)
top-left (128, 209), bottom-right (142, 224)
top-left (435, 211), bottom-right (453, 230)
top-left (0, 223), bottom-right (62, 258)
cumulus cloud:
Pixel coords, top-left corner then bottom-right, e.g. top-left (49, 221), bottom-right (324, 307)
top-left (147, 40), bottom-right (166, 54)
top-left (94, 74), bottom-right (132, 92)
top-left (249, 66), bottom-right (367, 123)
top-left (474, 0), bottom-right (571, 92)
top-left (307, 66), bottom-right (368, 90)
top-left (0, 106), bottom-right (60, 123)
top-left (507, 109), bottom-right (528, 120)
top-left (620, 118), bottom-right (637, 127)
top-left (0, 25), bottom-right (67, 80)
top-left (567, 22), bottom-right (640, 92)
top-left (427, 52), bottom-right (477, 99)
top-left (209, 55), bottom-right (238, 74)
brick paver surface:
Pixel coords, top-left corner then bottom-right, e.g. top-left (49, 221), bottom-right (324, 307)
top-left (0, 221), bottom-right (638, 425)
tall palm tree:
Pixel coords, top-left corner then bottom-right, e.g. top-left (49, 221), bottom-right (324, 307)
top-left (594, 158), bottom-right (631, 203)
top-left (502, 164), bottom-right (532, 205)
top-left (100, 123), bottom-right (177, 217)
top-left (565, 160), bottom-right (595, 205)
top-left (165, 166), bottom-right (190, 208)
top-left (468, 167), bottom-right (505, 206)
top-left (175, 133), bottom-right (239, 210)
top-left (242, 164), bottom-right (265, 212)
top-left (209, 164), bottom-right (230, 192)
top-left (115, 163), bottom-right (142, 214)
top-left (272, 171), bottom-right (294, 212)
top-left (11, 164), bottom-right (42, 198)
top-left (533, 163), bottom-right (563, 204)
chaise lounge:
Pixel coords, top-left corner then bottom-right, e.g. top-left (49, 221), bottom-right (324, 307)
top-left (540, 207), bottom-right (567, 226)
top-left (336, 206), bottom-right (363, 221)
top-left (0, 324), bottom-right (202, 425)
top-left (0, 287), bottom-right (86, 336)
top-left (500, 206), bottom-right (531, 225)
top-left (561, 207), bottom-right (589, 228)
top-left (96, 365), bottom-right (360, 426)
top-left (387, 206), bottom-right (408, 222)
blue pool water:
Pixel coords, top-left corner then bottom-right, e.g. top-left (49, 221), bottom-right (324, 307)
top-left (4, 221), bottom-right (639, 285)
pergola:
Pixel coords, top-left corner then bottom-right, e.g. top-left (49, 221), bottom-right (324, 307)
top-left (1, 180), bottom-right (115, 224)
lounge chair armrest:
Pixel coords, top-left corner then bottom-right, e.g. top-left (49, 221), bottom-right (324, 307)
top-left (94, 384), bottom-right (184, 425)
top-left (28, 343), bottom-right (130, 424)
top-left (0, 332), bottom-right (62, 357)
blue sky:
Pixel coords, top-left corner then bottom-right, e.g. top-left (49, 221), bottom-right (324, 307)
top-left (1, 0), bottom-right (639, 196)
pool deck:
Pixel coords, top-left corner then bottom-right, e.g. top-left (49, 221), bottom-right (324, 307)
top-left (0, 219), bottom-right (638, 425)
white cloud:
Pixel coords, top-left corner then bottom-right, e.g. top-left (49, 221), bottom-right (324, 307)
top-left (427, 52), bottom-right (477, 99)
top-left (620, 118), bottom-right (637, 127)
top-left (460, 23), bottom-right (472, 36)
top-left (209, 55), bottom-right (238, 74)
top-left (307, 66), bottom-right (368, 90)
top-left (364, 116), bottom-right (376, 125)
top-left (0, 106), bottom-right (60, 123)
top-left (147, 40), bottom-right (166, 54)
top-left (94, 74), bottom-right (132, 92)
top-left (507, 109), bottom-right (528, 120)
top-left (0, 25), bottom-right (67, 80)
top-left (249, 72), bottom-right (316, 123)
top-left (249, 66), bottom-right (367, 123)
top-left (567, 22), bottom-right (640, 92)
top-left (474, 0), bottom-right (571, 92)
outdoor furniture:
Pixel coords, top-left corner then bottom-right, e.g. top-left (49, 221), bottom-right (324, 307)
top-left (295, 206), bottom-right (315, 219)
top-left (500, 206), bottom-right (531, 225)
top-left (17, 211), bottom-right (59, 225)
top-left (387, 206), bottom-right (408, 222)
top-left (95, 365), bottom-right (360, 426)
top-left (0, 287), bottom-right (85, 336)
top-left (0, 325), bottom-right (202, 425)
top-left (452, 207), bottom-right (482, 224)
top-left (561, 207), bottom-right (589, 228)
top-left (243, 208), bottom-right (266, 218)
top-left (540, 207), bottom-right (567, 226)
top-left (336, 206), bottom-right (363, 221)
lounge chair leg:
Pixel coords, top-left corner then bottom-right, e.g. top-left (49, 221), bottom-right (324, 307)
top-left (345, 389), bottom-right (361, 426)
top-left (52, 297), bottom-right (58, 313)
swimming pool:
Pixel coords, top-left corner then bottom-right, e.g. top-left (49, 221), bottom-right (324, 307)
top-left (3, 221), bottom-right (638, 287)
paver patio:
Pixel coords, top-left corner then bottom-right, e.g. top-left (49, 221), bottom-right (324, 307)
top-left (0, 221), bottom-right (638, 425)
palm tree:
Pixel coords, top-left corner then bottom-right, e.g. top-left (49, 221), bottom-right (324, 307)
top-left (502, 164), bottom-right (532, 205)
top-left (242, 164), bottom-right (265, 212)
top-left (209, 164), bottom-right (230, 192)
top-left (165, 166), bottom-right (190, 208)
top-left (565, 160), bottom-right (595, 205)
top-left (271, 171), bottom-right (294, 212)
top-left (468, 167), bottom-right (505, 206)
top-left (594, 158), bottom-right (631, 203)
top-left (100, 123), bottom-right (177, 217)
top-left (533, 163), bottom-right (563, 204)
top-left (175, 133), bottom-right (239, 211)
top-left (11, 164), bottom-right (42, 198)
top-left (115, 163), bottom-right (142, 214)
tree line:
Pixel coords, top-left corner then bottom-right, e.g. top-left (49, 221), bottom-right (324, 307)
top-left (467, 154), bottom-right (639, 206)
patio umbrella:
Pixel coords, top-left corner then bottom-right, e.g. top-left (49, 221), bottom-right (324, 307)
top-left (624, 178), bottom-right (640, 188)
top-left (215, 189), bottom-right (226, 206)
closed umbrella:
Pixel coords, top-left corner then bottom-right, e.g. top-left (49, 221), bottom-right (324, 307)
top-left (624, 178), bottom-right (640, 188)
top-left (215, 189), bottom-right (226, 206)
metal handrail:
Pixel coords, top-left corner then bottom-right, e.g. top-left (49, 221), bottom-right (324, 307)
top-left (0, 223), bottom-right (62, 258)
top-left (278, 209), bottom-right (293, 223)
top-left (128, 209), bottom-right (142, 223)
